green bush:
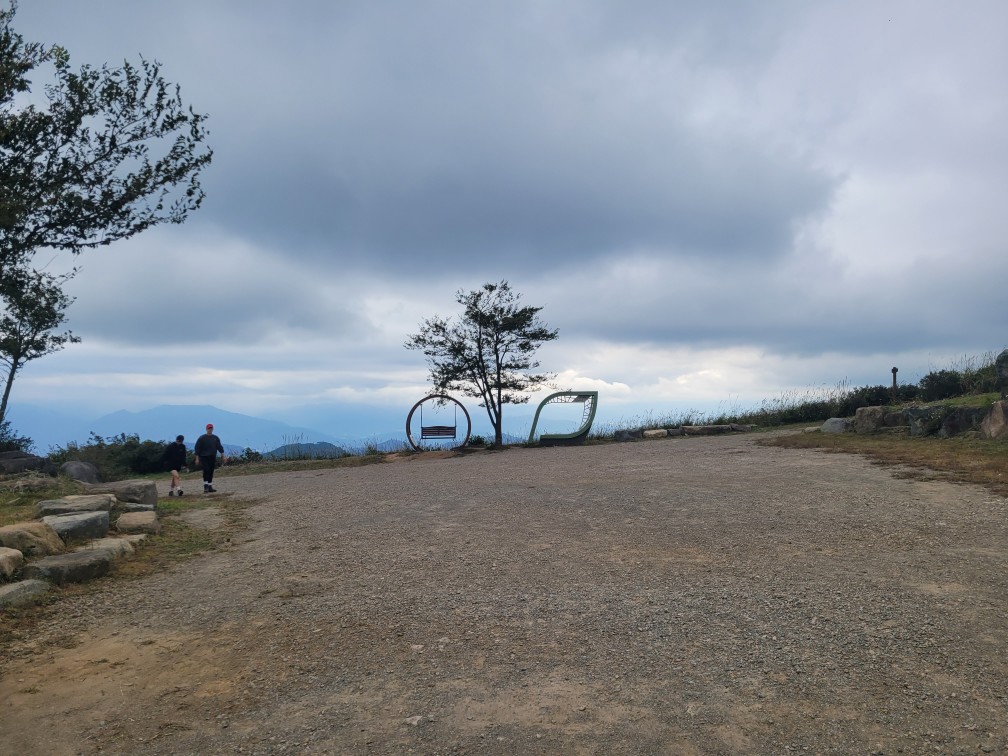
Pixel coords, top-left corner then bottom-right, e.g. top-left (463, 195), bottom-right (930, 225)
top-left (919, 369), bottom-right (964, 402)
top-left (48, 432), bottom-right (172, 481)
top-left (0, 421), bottom-right (33, 453)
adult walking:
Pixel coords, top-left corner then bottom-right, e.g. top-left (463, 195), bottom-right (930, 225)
top-left (161, 435), bottom-right (187, 497)
top-left (194, 423), bottom-right (226, 493)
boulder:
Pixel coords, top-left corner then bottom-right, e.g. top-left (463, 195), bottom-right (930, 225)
top-left (642, 429), bottom-right (668, 439)
top-left (0, 521), bottom-right (65, 557)
top-left (0, 451), bottom-right (48, 475)
top-left (0, 579), bottom-right (51, 609)
top-left (22, 550), bottom-right (112, 585)
top-left (61, 460), bottom-right (99, 484)
top-left (939, 407), bottom-right (988, 438)
top-left (75, 537), bottom-right (136, 559)
top-left (41, 511), bottom-right (110, 543)
top-left (35, 493), bottom-right (115, 518)
top-left (821, 418), bottom-right (851, 434)
top-left (981, 401), bottom-right (1008, 440)
top-left (683, 425), bottom-right (732, 435)
top-left (996, 349), bottom-right (1008, 399)
top-left (119, 503), bottom-right (155, 513)
top-left (115, 510), bottom-right (160, 536)
top-left (853, 406), bottom-right (886, 434)
top-left (0, 546), bottom-right (24, 580)
top-left (667, 427), bottom-right (685, 436)
top-left (730, 424), bottom-right (756, 432)
top-left (906, 407), bottom-right (944, 437)
top-left (86, 479), bottom-right (158, 507)
top-left (884, 410), bottom-right (909, 427)
top-left (614, 429), bottom-right (643, 442)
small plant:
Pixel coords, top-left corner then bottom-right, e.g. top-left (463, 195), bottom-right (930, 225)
top-left (0, 420), bottom-right (33, 453)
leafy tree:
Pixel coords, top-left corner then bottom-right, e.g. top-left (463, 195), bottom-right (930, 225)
top-left (406, 281), bottom-right (558, 446)
top-left (0, 264), bottom-right (79, 424)
top-left (0, 2), bottom-right (212, 272)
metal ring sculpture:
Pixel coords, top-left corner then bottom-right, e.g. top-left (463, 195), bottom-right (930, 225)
top-left (405, 393), bottom-right (472, 451)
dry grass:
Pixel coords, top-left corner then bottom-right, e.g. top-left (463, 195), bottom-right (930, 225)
top-left (764, 431), bottom-right (1008, 497)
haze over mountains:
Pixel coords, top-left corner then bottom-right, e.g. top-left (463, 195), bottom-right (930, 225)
top-left (8, 404), bottom-right (410, 454)
top-left (8, 402), bottom-right (546, 455)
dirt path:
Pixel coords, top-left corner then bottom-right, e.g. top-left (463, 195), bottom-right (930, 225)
top-left (2, 434), bottom-right (1006, 754)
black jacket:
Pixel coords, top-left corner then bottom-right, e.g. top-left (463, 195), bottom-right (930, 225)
top-left (194, 433), bottom-right (224, 458)
top-left (161, 441), bottom-right (187, 471)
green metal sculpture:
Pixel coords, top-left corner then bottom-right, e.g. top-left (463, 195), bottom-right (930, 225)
top-left (527, 391), bottom-right (599, 446)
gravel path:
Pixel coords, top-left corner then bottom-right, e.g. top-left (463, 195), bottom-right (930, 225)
top-left (2, 433), bottom-right (1006, 754)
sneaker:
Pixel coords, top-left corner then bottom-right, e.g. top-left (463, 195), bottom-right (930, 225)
top-left (177, 489), bottom-right (184, 497)
top-left (168, 489), bottom-right (176, 497)
top-left (206, 485), bottom-right (217, 493)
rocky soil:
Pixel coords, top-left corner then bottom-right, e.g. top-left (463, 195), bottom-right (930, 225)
top-left (1, 432), bottom-right (1006, 754)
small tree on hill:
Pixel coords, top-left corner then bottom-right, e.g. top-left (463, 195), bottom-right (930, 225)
top-left (406, 281), bottom-right (558, 447)
top-left (0, 265), bottom-right (79, 424)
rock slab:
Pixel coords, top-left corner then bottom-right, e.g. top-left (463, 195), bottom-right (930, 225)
top-left (0, 579), bottom-right (51, 609)
top-left (41, 511), bottom-right (110, 543)
top-left (0, 522), bottom-right (65, 557)
top-left (22, 550), bottom-right (112, 585)
top-left (115, 511), bottom-right (161, 535)
top-left (0, 546), bottom-right (25, 579)
top-left (85, 479), bottom-right (158, 507)
top-left (35, 494), bottom-right (115, 518)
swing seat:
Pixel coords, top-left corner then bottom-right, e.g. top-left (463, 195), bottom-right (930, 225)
top-left (421, 425), bottom-right (457, 439)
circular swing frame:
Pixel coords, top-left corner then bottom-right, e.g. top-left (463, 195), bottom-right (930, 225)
top-left (405, 394), bottom-right (472, 451)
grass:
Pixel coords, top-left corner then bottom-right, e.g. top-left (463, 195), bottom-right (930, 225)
top-left (763, 430), bottom-right (1008, 498)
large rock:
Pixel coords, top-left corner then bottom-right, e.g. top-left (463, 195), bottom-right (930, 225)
top-left (996, 349), bottom-right (1008, 399)
top-left (75, 537), bottom-right (136, 559)
top-left (683, 425), bottom-right (733, 435)
top-left (981, 401), bottom-right (1008, 440)
top-left (821, 418), bottom-right (851, 434)
top-left (35, 493), bottom-right (116, 518)
top-left (0, 451), bottom-right (49, 475)
top-left (41, 511), bottom-right (110, 543)
top-left (0, 579), bottom-right (51, 609)
top-left (614, 429), bottom-right (643, 442)
top-left (60, 460), bottom-right (100, 484)
top-left (115, 510), bottom-right (160, 535)
top-left (906, 407), bottom-right (944, 437)
top-left (939, 407), bottom-right (988, 438)
top-left (86, 479), bottom-right (158, 507)
top-left (0, 546), bottom-right (24, 580)
top-left (642, 429), bottom-right (668, 439)
top-left (0, 522), bottom-right (65, 557)
top-left (853, 406), bottom-right (886, 434)
top-left (22, 550), bottom-right (112, 585)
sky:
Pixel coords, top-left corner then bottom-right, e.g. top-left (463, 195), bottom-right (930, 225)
top-left (7, 1), bottom-right (1008, 441)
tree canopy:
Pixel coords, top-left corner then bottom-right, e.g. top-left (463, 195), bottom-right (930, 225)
top-left (0, 2), bottom-right (212, 271)
top-left (406, 281), bottom-right (558, 446)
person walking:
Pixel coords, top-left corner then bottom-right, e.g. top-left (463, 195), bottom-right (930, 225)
top-left (194, 423), bottom-right (226, 493)
top-left (161, 435), bottom-right (187, 497)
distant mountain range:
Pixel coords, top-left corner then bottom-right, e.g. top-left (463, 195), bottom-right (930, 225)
top-left (7, 401), bottom-right (554, 456)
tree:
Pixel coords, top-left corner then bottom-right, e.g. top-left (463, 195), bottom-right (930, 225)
top-left (406, 281), bottom-right (558, 446)
top-left (0, 2), bottom-right (211, 431)
top-left (0, 2), bottom-right (212, 272)
top-left (0, 264), bottom-right (79, 424)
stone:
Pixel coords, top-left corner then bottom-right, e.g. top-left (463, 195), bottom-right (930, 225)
top-left (614, 429), bottom-right (643, 442)
top-left (115, 510), bottom-right (160, 536)
top-left (996, 349), bottom-right (1008, 399)
top-left (981, 401), bottom-right (1008, 440)
top-left (0, 546), bottom-right (25, 579)
top-left (0, 522), bottom-right (65, 557)
top-left (60, 459), bottom-right (100, 483)
top-left (35, 494), bottom-right (115, 518)
top-left (41, 511), bottom-right (110, 543)
top-left (86, 479), bottom-right (158, 507)
top-left (853, 406), bottom-right (886, 434)
top-left (821, 418), bottom-right (851, 434)
top-left (905, 407), bottom-right (944, 437)
top-left (22, 550), bottom-right (112, 585)
top-left (75, 537), bottom-right (136, 559)
top-left (666, 427), bottom-right (685, 436)
top-left (939, 407), bottom-right (988, 438)
top-left (119, 503), bottom-right (155, 513)
top-left (642, 429), bottom-right (668, 439)
top-left (682, 425), bottom-right (732, 435)
top-left (884, 411), bottom-right (908, 427)
top-left (0, 579), bottom-right (51, 609)
top-left (0, 451), bottom-right (49, 475)
top-left (730, 424), bottom-right (756, 432)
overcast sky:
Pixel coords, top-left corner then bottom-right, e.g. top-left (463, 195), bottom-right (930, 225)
top-left (9, 1), bottom-right (1008, 436)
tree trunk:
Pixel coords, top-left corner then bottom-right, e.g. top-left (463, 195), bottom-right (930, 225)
top-left (0, 356), bottom-right (20, 427)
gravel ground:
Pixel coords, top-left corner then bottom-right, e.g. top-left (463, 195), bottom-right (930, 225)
top-left (1, 432), bottom-right (1006, 754)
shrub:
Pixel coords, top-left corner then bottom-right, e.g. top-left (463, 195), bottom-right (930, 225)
top-left (48, 432), bottom-right (171, 480)
top-left (919, 369), bottom-right (964, 402)
top-left (0, 421), bottom-right (33, 453)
